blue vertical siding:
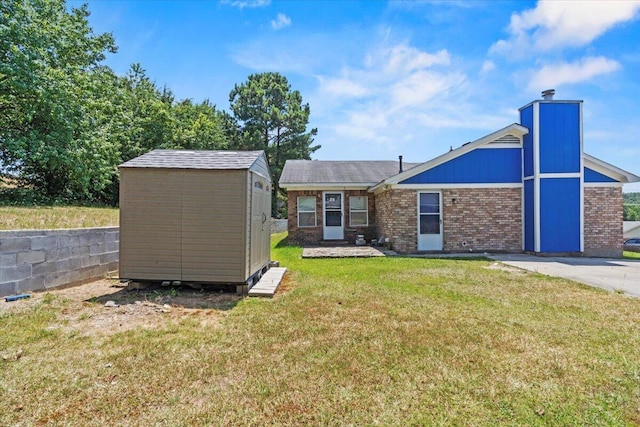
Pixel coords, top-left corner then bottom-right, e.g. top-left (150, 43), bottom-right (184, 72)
top-left (539, 178), bottom-right (581, 252)
top-left (399, 148), bottom-right (521, 184)
top-left (520, 105), bottom-right (534, 178)
top-left (524, 179), bottom-right (535, 252)
top-left (539, 103), bottom-right (581, 174)
top-left (584, 167), bottom-right (617, 183)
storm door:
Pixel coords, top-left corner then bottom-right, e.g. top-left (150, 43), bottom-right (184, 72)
top-left (417, 192), bottom-right (443, 250)
top-left (323, 192), bottom-right (344, 240)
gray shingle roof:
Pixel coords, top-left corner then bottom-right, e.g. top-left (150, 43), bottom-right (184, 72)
top-left (119, 149), bottom-right (264, 170)
top-left (279, 160), bottom-right (420, 186)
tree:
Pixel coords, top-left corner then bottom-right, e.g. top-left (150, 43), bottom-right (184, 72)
top-left (117, 64), bottom-right (175, 162)
top-left (624, 192), bottom-right (640, 221)
top-left (0, 0), bottom-right (117, 201)
top-left (229, 72), bottom-right (319, 215)
top-left (171, 99), bottom-right (229, 151)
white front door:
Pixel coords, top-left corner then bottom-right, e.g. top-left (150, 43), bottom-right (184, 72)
top-left (323, 192), bottom-right (344, 240)
top-left (417, 192), bottom-right (443, 251)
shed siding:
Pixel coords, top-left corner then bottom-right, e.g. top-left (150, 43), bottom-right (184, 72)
top-left (399, 148), bottom-right (521, 184)
top-left (249, 155), bottom-right (271, 179)
top-left (119, 169), bottom-right (183, 280)
top-left (181, 170), bottom-right (247, 283)
top-left (539, 103), bottom-right (581, 174)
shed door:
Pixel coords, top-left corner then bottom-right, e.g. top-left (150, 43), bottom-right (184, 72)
top-left (417, 192), bottom-right (443, 251)
top-left (323, 192), bottom-right (344, 240)
top-left (249, 174), bottom-right (270, 276)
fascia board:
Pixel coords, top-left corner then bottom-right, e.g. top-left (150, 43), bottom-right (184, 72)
top-left (280, 183), bottom-right (374, 190)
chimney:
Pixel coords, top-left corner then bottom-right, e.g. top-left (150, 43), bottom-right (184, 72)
top-left (541, 89), bottom-right (555, 100)
top-left (398, 155), bottom-right (403, 173)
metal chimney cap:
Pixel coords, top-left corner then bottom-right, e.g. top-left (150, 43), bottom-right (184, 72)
top-left (542, 89), bottom-right (555, 100)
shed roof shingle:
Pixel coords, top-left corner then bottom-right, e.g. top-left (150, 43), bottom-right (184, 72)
top-left (119, 149), bottom-right (264, 170)
top-left (279, 160), bottom-right (419, 186)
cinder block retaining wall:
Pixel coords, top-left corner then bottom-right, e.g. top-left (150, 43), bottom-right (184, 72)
top-left (270, 218), bottom-right (288, 234)
top-left (0, 227), bottom-right (119, 297)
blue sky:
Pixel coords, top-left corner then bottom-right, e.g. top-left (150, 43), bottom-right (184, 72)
top-left (72, 0), bottom-right (640, 191)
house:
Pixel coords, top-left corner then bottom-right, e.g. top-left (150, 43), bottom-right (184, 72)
top-left (280, 93), bottom-right (640, 257)
top-left (624, 222), bottom-right (640, 240)
top-left (119, 149), bottom-right (272, 294)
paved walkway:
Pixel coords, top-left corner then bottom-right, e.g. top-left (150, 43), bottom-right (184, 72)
top-left (302, 246), bottom-right (389, 258)
top-left (491, 254), bottom-right (640, 297)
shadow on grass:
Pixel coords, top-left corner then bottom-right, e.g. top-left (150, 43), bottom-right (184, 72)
top-left (86, 283), bottom-right (242, 311)
top-left (394, 254), bottom-right (491, 263)
top-left (275, 235), bottom-right (292, 248)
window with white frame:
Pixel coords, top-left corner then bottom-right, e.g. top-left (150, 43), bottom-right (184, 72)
top-left (349, 196), bottom-right (368, 226)
top-left (297, 196), bottom-right (316, 227)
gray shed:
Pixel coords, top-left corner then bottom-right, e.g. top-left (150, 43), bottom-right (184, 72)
top-left (118, 149), bottom-right (272, 292)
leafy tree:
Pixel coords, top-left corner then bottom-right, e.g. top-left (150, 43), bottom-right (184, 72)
top-left (0, 0), bottom-right (118, 202)
top-left (229, 72), bottom-right (319, 215)
top-left (117, 64), bottom-right (175, 162)
top-left (171, 99), bottom-right (228, 151)
top-left (624, 192), bottom-right (640, 221)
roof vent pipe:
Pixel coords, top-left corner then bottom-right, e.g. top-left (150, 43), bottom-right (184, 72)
top-left (542, 89), bottom-right (555, 100)
top-left (399, 155), bottom-right (403, 173)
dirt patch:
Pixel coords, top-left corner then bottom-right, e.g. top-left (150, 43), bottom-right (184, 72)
top-left (1, 279), bottom-right (243, 336)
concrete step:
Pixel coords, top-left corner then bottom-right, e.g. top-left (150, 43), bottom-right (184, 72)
top-left (248, 267), bottom-right (287, 298)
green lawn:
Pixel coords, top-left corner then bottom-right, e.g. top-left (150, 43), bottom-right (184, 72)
top-left (0, 206), bottom-right (118, 230)
top-left (1, 233), bottom-right (640, 425)
top-left (624, 250), bottom-right (640, 259)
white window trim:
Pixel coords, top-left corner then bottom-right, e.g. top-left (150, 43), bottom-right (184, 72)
top-left (297, 196), bottom-right (317, 228)
top-left (349, 196), bottom-right (368, 227)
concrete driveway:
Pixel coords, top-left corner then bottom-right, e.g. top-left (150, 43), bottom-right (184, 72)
top-left (490, 254), bottom-right (640, 297)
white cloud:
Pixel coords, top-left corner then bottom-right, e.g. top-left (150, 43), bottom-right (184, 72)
top-left (311, 41), bottom-right (511, 153)
top-left (491, 1), bottom-right (640, 55)
top-left (271, 13), bottom-right (291, 30)
top-left (392, 70), bottom-right (465, 108)
top-left (527, 56), bottom-right (621, 91)
top-left (221, 0), bottom-right (270, 9)
top-left (480, 60), bottom-right (495, 74)
top-left (383, 45), bottom-right (450, 74)
top-left (318, 76), bottom-right (369, 98)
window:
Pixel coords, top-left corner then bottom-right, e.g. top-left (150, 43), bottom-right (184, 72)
top-left (297, 196), bottom-right (316, 227)
top-left (349, 196), bottom-right (368, 226)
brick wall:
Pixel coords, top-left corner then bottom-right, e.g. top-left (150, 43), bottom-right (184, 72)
top-left (375, 189), bottom-right (417, 253)
top-left (376, 187), bottom-right (522, 253)
top-left (287, 190), bottom-right (377, 245)
top-left (584, 186), bottom-right (623, 257)
top-left (287, 190), bottom-right (323, 245)
top-left (442, 188), bottom-right (522, 252)
top-left (343, 190), bottom-right (377, 243)
top-left (0, 227), bottom-right (119, 297)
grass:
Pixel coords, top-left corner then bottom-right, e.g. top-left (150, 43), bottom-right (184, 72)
top-left (2, 233), bottom-right (640, 425)
top-left (624, 250), bottom-right (640, 259)
top-left (0, 206), bottom-right (119, 230)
